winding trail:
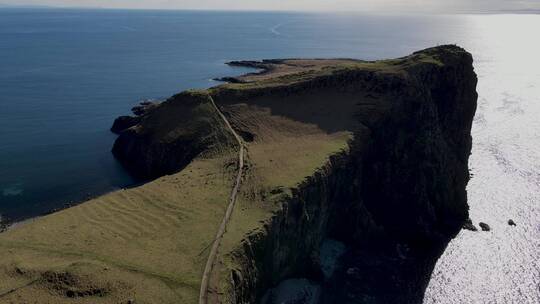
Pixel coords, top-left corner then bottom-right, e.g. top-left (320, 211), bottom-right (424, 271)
top-left (199, 96), bottom-right (245, 304)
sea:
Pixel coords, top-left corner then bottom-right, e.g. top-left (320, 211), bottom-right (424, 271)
top-left (0, 8), bottom-right (538, 303)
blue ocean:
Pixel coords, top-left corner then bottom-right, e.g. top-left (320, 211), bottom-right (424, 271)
top-left (0, 8), bottom-right (538, 303)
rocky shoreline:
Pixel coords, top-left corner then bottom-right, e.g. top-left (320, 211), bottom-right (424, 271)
top-left (111, 100), bottom-right (160, 134)
top-left (212, 60), bottom-right (278, 83)
top-left (0, 214), bottom-right (6, 232)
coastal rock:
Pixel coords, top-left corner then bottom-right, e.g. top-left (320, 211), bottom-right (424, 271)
top-left (0, 215), bottom-right (5, 232)
top-left (110, 115), bottom-right (140, 134)
top-left (111, 101), bottom-right (160, 134)
top-left (131, 101), bottom-right (158, 116)
top-left (213, 76), bottom-right (246, 83)
top-left (227, 59), bottom-right (282, 70)
top-left (479, 222), bottom-right (491, 231)
top-left (463, 218), bottom-right (478, 231)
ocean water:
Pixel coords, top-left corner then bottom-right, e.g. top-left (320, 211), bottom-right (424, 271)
top-left (0, 9), bottom-right (538, 302)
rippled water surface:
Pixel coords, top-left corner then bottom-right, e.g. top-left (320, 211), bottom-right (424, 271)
top-left (0, 10), bottom-right (538, 302)
top-left (423, 15), bottom-right (540, 304)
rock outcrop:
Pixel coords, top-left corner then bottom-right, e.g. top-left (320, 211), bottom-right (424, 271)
top-left (111, 101), bottom-right (160, 134)
top-left (111, 115), bottom-right (141, 134)
top-left (463, 218), bottom-right (478, 231)
top-left (0, 214), bottom-right (6, 232)
top-left (111, 91), bottom-right (234, 178)
top-left (479, 222), bottom-right (491, 231)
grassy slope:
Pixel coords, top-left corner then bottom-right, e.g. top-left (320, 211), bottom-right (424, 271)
top-left (220, 127), bottom-right (352, 256)
top-left (0, 153), bottom-right (240, 303)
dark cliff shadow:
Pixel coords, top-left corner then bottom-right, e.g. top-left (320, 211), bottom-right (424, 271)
top-left (320, 241), bottom-right (450, 304)
top-left (214, 85), bottom-right (389, 136)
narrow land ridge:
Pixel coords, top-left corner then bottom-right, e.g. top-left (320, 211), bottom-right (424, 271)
top-left (199, 95), bottom-right (245, 304)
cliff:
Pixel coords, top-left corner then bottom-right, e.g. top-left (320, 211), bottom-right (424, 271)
top-left (208, 45), bottom-right (477, 303)
top-left (0, 45), bottom-right (476, 304)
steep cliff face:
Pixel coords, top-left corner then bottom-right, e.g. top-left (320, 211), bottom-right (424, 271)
top-left (350, 47), bottom-right (477, 246)
top-left (216, 46), bottom-right (477, 303)
top-left (224, 152), bottom-right (356, 303)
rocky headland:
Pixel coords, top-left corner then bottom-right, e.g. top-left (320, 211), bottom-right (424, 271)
top-left (0, 45), bottom-right (477, 304)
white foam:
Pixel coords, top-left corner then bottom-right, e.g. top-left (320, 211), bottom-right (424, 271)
top-left (270, 22), bottom-right (288, 36)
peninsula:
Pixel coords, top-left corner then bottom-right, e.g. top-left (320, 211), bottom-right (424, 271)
top-left (0, 45), bottom-right (477, 304)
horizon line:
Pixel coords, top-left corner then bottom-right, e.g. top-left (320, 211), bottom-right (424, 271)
top-left (0, 4), bottom-right (539, 15)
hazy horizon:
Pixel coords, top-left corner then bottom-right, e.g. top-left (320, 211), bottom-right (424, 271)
top-left (1, 0), bottom-right (539, 14)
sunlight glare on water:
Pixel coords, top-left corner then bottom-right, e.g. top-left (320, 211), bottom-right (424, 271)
top-left (424, 15), bottom-right (540, 304)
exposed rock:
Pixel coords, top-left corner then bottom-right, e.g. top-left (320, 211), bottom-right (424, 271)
top-left (0, 214), bottom-right (7, 232)
top-left (227, 59), bottom-right (281, 71)
top-left (223, 59), bottom-right (283, 81)
top-left (463, 218), bottom-right (478, 231)
top-left (213, 76), bottom-right (246, 83)
top-left (40, 271), bottom-right (109, 298)
top-left (479, 222), bottom-right (491, 231)
top-left (131, 100), bottom-right (159, 116)
top-left (508, 219), bottom-right (516, 226)
top-left (110, 115), bottom-right (141, 134)
top-left (110, 101), bottom-right (159, 134)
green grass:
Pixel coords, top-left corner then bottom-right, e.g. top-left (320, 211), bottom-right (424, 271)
top-left (0, 147), bottom-right (239, 304)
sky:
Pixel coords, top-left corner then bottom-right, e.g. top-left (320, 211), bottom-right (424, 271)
top-left (1, 0), bottom-right (539, 13)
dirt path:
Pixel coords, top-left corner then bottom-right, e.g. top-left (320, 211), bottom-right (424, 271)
top-left (199, 96), bottom-right (245, 304)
